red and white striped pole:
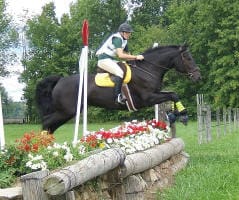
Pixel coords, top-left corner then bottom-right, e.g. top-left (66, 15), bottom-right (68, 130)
top-left (73, 20), bottom-right (89, 145)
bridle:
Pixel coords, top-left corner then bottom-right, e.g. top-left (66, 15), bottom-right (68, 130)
top-left (130, 61), bottom-right (156, 78)
top-left (133, 49), bottom-right (199, 79)
top-left (180, 50), bottom-right (200, 78)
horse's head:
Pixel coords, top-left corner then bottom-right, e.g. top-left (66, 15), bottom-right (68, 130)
top-left (176, 45), bottom-right (201, 82)
top-left (141, 45), bottom-right (201, 82)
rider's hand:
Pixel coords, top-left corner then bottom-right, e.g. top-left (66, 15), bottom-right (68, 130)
top-left (136, 55), bottom-right (144, 60)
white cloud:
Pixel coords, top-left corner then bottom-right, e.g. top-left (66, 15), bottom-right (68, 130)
top-left (6, 0), bottom-right (75, 21)
top-left (1, 0), bottom-right (76, 101)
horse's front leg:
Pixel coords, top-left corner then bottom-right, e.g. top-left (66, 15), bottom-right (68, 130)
top-left (143, 91), bottom-right (188, 125)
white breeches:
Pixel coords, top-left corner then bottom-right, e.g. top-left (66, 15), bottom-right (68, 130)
top-left (98, 58), bottom-right (124, 78)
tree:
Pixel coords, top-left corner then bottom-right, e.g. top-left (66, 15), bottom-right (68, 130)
top-left (162, 0), bottom-right (239, 108)
top-left (0, 0), bottom-right (18, 76)
top-left (21, 3), bottom-right (60, 121)
top-left (132, 0), bottom-right (172, 27)
top-left (20, 0), bottom-right (128, 121)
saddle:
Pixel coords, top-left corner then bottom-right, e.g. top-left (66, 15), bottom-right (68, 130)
top-left (95, 62), bottom-right (131, 87)
top-left (95, 62), bottom-right (137, 111)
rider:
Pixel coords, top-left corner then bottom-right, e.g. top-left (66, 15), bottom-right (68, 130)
top-left (96, 22), bottom-right (144, 105)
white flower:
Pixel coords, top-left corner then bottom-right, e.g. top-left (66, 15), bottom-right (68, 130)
top-left (53, 151), bottom-right (59, 157)
top-left (26, 154), bottom-right (47, 170)
top-left (53, 143), bottom-right (61, 149)
top-left (106, 138), bottom-right (113, 144)
top-left (40, 161), bottom-right (47, 170)
top-left (78, 145), bottom-right (86, 155)
top-left (33, 155), bottom-right (43, 161)
top-left (64, 152), bottom-right (73, 162)
top-left (26, 161), bottom-right (32, 167)
top-left (47, 146), bottom-right (52, 150)
top-left (28, 153), bottom-right (34, 159)
top-left (125, 147), bottom-right (136, 154)
top-left (96, 133), bottom-right (102, 140)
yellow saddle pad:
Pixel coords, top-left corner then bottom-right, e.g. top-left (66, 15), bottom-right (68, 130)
top-left (95, 63), bottom-right (132, 87)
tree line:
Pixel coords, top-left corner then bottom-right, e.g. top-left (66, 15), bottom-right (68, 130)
top-left (1, 0), bottom-right (239, 122)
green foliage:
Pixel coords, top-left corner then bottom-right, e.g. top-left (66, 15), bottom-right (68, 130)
top-left (0, 84), bottom-right (26, 119)
top-left (19, 0), bottom-right (239, 121)
top-left (20, 0), bottom-right (128, 121)
top-left (0, 0), bottom-right (18, 76)
top-left (164, 0), bottom-right (239, 108)
top-left (132, 0), bottom-right (172, 26)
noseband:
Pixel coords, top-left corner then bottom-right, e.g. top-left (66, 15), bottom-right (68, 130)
top-left (131, 50), bottom-right (199, 78)
top-left (180, 50), bottom-right (200, 78)
top-left (138, 50), bottom-right (199, 79)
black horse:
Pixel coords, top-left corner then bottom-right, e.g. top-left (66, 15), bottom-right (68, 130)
top-left (36, 45), bottom-right (201, 133)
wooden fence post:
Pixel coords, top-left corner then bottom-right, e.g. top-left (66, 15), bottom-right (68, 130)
top-left (228, 108), bottom-right (232, 133)
top-left (216, 108), bottom-right (221, 138)
top-left (223, 107), bottom-right (227, 135)
top-left (205, 105), bottom-right (212, 142)
top-left (197, 94), bottom-right (203, 144)
top-left (237, 108), bottom-right (239, 130)
top-left (233, 108), bottom-right (237, 132)
top-left (20, 170), bottom-right (50, 200)
top-left (196, 94), bottom-right (239, 143)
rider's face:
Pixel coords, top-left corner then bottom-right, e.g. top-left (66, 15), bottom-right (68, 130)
top-left (122, 32), bottom-right (131, 40)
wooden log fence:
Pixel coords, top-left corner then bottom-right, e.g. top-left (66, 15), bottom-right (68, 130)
top-left (197, 94), bottom-right (239, 144)
top-left (1, 138), bottom-right (188, 200)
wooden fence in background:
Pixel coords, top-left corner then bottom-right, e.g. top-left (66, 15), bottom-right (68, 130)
top-left (197, 94), bottom-right (239, 144)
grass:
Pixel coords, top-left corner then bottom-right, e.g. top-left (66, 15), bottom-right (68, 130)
top-left (4, 122), bottom-right (120, 144)
top-left (159, 122), bottom-right (239, 200)
top-left (3, 121), bottom-right (239, 199)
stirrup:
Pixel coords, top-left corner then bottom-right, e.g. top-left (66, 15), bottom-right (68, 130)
top-left (115, 94), bottom-right (126, 105)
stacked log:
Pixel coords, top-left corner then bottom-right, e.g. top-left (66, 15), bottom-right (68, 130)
top-left (0, 138), bottom-right (188, 200)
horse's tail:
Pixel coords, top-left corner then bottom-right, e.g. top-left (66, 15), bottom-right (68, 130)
top-left (35, 75), bottom-right (62, 117)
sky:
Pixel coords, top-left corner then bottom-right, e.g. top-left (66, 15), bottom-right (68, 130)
top-left (1, 0), bottom-right (76, 101)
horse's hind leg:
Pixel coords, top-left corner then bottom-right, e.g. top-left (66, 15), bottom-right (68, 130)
top-left (42, 111), bottom-right (74, 133)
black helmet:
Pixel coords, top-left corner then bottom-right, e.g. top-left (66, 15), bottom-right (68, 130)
top-left (118, 23), bottom-right (133, 33)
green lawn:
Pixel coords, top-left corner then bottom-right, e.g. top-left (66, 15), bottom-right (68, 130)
top-left (159, 122), bottom-right (239, 200)
top-left (4, 122), bottom-right (119, 144)
top-left (3, 121), bottom-right (239, 199)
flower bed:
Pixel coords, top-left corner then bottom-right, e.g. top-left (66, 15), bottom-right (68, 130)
top-left (0, 119), bottom-right (170, 188)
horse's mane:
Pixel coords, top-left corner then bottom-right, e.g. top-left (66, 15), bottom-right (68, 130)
top-left (143, 45), bottom-right (181, 54)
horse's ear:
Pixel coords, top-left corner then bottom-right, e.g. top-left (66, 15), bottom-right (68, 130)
top-left (179, 45), bottom-right (187, 52)
top-left (183, 41), bottom-right (189, 47)
top-left (152, 42), bottom-right (159, 48)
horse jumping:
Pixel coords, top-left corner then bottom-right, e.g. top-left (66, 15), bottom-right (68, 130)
top-left (36, 45), bottom-right (201, 133)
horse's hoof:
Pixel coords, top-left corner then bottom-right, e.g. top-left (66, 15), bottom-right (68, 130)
top-left (179, 109), bottom-right (187, 115)
top-left (115, 94), bottom-right (126, 105)
top-left (179, 114), bottom-right (188, 125)
top-left (167, 112), bottom-right (177, 124)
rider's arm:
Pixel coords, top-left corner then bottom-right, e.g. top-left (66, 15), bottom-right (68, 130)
top-left (116, 48), bottom-right (144, 60)
top-left (113, 37), bottom-right (144, 61)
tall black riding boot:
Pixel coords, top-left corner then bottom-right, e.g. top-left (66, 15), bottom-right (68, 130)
top-left (113, 76), bottom-right (126, 105)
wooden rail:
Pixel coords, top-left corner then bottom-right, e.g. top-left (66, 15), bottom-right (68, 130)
top-left (1, 138), bottom-right (187, 200)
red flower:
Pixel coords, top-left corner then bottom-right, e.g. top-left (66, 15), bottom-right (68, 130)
top-left (32, 144), bottom-right (39, 152)
top-left (15, 131), bottom-right (55, 153)
top-left (24, 144), bottom-right (31, 152)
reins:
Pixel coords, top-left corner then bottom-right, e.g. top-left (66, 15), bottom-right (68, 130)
top-left (132, 50), bottom-right (199, 78)
top-left (130, 61), bottom-right (155, 77)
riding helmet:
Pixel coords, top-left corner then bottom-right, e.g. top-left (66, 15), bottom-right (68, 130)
top-left (118, 23), bottom-right (134, 33)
